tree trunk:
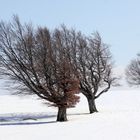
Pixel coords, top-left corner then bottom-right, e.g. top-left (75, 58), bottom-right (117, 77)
top-left (57, 107), bottom-right (67, 122)
top-left (87, 97), bottom-right (98, 113)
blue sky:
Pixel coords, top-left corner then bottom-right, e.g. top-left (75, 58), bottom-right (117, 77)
top-left (0, 0), bottom-right (140, 67)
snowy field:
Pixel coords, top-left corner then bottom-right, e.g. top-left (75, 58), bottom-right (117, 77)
top-left (0, 87), bottom-right (140, 140)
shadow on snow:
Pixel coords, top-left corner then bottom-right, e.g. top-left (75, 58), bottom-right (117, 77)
top-left (0, 112), bottom-right (89, 126)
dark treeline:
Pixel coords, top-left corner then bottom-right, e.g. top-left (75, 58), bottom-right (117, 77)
top-left (0, 16), bottom-right (115, 121)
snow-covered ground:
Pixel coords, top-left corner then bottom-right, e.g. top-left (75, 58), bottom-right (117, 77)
top-left (0, 87), bottom-right (140, 140)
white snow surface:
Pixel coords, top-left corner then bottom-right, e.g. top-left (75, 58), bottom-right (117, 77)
top-left (0, 87), bottom-right (140, 140)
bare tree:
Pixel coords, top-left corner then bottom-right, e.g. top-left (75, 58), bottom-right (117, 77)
top-left (0, 16), bottom-right (79, 122)
top-left (76, 32), bottom-right (115, 113)
top-left (126, 54), bottom-right (140, 86)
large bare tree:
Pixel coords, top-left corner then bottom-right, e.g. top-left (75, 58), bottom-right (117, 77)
top-left (126, 54), bottom-right (140, 86)
top-left (0, 16), bottom-right (79, 122)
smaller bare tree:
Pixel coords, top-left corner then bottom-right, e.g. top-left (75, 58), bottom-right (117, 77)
top-left (76, 32), bottom-right (115, 113)
top-left (126, 54), bottom-right (140, 86)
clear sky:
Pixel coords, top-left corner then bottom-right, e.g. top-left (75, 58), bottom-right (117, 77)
top-left (0, 0), bottom-right (140, 67)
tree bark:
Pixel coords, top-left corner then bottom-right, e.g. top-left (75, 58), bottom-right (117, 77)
top-left (57, 107), bottom-right (67, 122)
top-left (87, 96), bottom-right (98, 113)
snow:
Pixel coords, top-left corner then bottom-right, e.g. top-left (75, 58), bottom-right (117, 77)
top-left (0, 87), bottom-right (140, 140)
